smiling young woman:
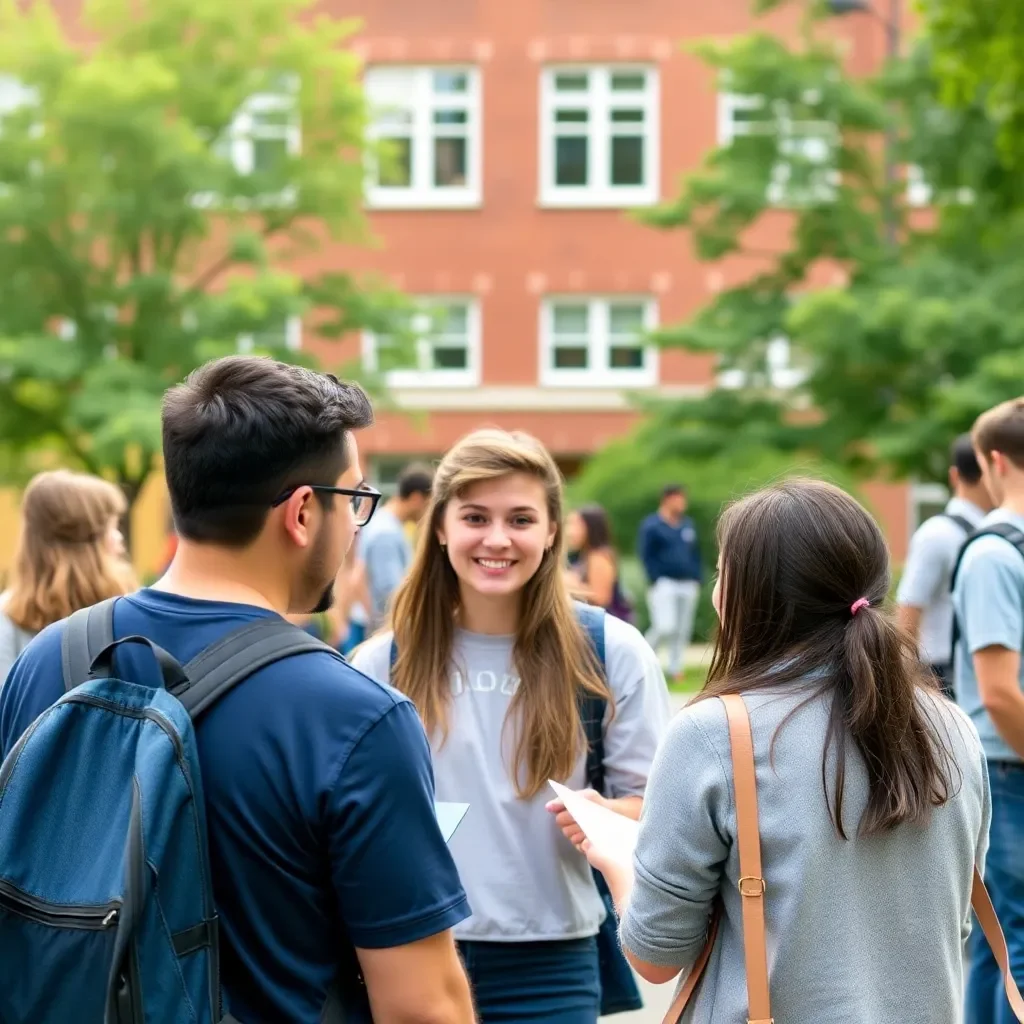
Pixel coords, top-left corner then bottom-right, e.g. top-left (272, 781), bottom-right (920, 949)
top-left (351, 428), bottom-right (670, 1024)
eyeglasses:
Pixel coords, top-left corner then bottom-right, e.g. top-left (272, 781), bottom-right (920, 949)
top-left (271, 484), bottom-right (382, 527)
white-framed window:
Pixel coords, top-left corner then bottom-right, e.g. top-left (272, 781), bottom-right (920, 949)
top-left (539, 297), bottom-right (657, 387)
top-left (909, 481), bottom-right (949, 533)
top-left (363, 298), bottom-right (481, 387)
top-left (238, 315), bottom-right (302, 353)
top-left (365, 66), bottom-right (481, 209)
top-left (228, 87), bottom-right (301, 176)
top-left (718, 92), bottom-right (836, 206)
top-left (718, 333), bottom-right (808, 391)
top-left (539, 67), bottom-right (659, 208)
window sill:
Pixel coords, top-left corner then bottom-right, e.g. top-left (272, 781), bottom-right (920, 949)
top-left (539, 373), bottom-right (658, 389)
top-left (379, 371), bottom-right (480, 389)
top-left (538, 188), bottom-right (658, 210)
top-left (366, 189), bottom-right (482, 211)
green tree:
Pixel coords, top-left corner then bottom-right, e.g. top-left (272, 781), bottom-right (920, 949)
top-left (633, 6), bottom-right (1024, 487)
top-left (0, 0), bottom-right (407, 537)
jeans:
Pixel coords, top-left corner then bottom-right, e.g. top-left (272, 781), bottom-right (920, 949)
top-left (965, 761), bottom-right (1024, 1024)
top-left (457, 937), bottom-right (600, 1024)
top-left (645, 578), bottom-right (700, 676)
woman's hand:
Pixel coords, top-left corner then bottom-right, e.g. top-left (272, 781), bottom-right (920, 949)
top-left (546, 788), bottom-right (605, 849)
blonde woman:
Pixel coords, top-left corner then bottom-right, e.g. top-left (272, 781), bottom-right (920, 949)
top-left (0, 470), bottom-right (134, 682)
top-left (352, 428), bottom-right (669, 1024)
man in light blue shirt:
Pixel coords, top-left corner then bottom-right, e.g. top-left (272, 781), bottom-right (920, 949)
top-left (953, 398), bottom-right (1024, 1023)
top-left (898, 435), bottom-right (990, 697)
top-left (359, 462), bottom-right (432, 628)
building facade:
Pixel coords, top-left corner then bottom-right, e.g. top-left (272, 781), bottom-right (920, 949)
top-left (0, 0), bottom-right (922, 580)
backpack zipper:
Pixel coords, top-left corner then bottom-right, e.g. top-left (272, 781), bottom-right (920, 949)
top-left (0, 878), bottom-right (120, 930)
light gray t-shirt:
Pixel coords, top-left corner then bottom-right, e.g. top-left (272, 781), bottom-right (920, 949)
top-left (357, 508), bottom-right (411, 625)
top-left (621, 687), bottom-right (990, 1024)
top-left (351, 613), bottom-right (671, 941)
top-left (897, 497), bottom-right (986, 664)
top-left (952, 507), bottom-right (1024, 763)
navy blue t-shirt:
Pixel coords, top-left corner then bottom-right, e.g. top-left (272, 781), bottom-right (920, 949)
top-left (0, 589), bottom-right (471, 1023)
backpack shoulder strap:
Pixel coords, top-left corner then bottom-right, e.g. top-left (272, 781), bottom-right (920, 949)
top-left (175, 618), bottom-right (341, 721)
top-left (61, 597), bottom-right (118, 692)
top-left (942, 513), bottom-right (976, 536)
top-left (951, 522), bottom-right (1024, 592)
top-left (574, 601), bottom-right (608, 795)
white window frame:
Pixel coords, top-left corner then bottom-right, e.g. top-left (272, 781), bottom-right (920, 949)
top-left (718, 92), bottom-right (837, 206)
top-left (362, 297), bottom-right (481, 388)
top-left (539, 296), bottom-right (658, 388)
top-left (909, 481), bottom-right (949, 533)
top-left (365, 66), bottom-right (482, 210)
top-left (228, 88), bottom-right (301, 176)
top-left (718, 333), bottom-right (808, 391)
top-left (238, 314), bottom-right (302, 353)
top-left (539, 66), bottom-right (659, 208)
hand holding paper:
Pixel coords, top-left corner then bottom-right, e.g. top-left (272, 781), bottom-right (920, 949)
top-left (546, 780), bottom-right (639, 874)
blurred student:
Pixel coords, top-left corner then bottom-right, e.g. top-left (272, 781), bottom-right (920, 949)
top-left (0, 470), bottom-right (134, 683)
top-left (897, 434), bottom-right (991, 698)
top-left (359, 462), bottom-right (432, 629)
top-left (565, 504), bottom-right (633, 623)
top-left (637, 484), bottom-right (702, 679)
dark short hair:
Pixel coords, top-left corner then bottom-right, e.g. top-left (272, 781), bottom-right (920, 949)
top-left (973, 398), bottom-right (1024, 469)
top-left (951, 433), bottom-right (982, 485)
top-left (397, 462), bottom-right (433, 500)
top-left (162, 356), bottom-right (374, 547)
top-left (662, 483), bottom-right (685, 500)
top-left (576, 504), bottom-right (613, 550)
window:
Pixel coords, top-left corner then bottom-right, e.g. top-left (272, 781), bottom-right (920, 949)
top-left (540, 297), bottom-right (657, 386)
top-left (718, 92), bottom-right (836, 206)
top-left (910, 482), bottom-right (948, 532)
top-left (718, 334), bottom-right (808, 391)
top-left (237, 315), bottom-right (302, 353)
top-left (363, 298), bottom-right (480, 387)
top-left (365, 67), bottom-right (481, 209)
top-left (539, 67), bottom-right (659, 207)
top-left (228, 86), bottom-right (301, 176)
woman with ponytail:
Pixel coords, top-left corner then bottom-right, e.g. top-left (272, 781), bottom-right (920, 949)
top-left (563, 479), bottom-right (991, 1023)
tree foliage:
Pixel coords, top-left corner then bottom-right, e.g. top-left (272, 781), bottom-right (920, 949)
top-left (623, 4), bottom-right (1024, 488)
top-left (0, 0), bottom-right (406, 505)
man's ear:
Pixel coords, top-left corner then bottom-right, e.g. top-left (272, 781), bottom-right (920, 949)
top-left (280, 486), bottom-right (314, 549)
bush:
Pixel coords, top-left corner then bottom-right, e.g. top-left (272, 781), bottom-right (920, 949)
top-left (568, 430), bottom-right (864, 641)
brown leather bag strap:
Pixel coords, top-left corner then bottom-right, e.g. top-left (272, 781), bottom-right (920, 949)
top-left (972, 867), bottom-right (1024, 1020)
top-left (661, 695), bottom-right (772, 1024)
top-left (721, 694), bottom-right (773, 1024)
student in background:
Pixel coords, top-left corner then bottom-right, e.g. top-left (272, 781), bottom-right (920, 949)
top-left (637, 484), bottom-right (702, 679)
top-left (953, 399), bottom-right (1024, 1022)
top-left (353, 429), bottom-right (668, 1024)
top-left (0, 470), bottom-right (134, 683)
top-left (563, 479), bottom-right (988, 1023)
top-left (359, 462), bottom-right (433, 629)
top-left (565, 505), bottom-right (634, 623)
top-left (897, 434), bottom-right (991, 698)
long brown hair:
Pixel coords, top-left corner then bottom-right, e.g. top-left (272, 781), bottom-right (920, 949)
top-left (4, 470), bottom-right (135, 633)
top-left (698, 479), bottom-right (958, 838)
top-left (388, 429), bottom-right (612, 798)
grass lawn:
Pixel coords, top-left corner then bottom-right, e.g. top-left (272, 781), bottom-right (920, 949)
top-left (666, 663), bottom-right (708, 694)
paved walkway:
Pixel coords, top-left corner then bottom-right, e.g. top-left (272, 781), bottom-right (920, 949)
top-left (600, 975), bottom-right (675, 1023)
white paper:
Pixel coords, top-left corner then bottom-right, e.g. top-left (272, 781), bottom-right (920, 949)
top-left (434, 801), bottom-right (470, 843)
top-left (548, 780), bottom-right (639, 866)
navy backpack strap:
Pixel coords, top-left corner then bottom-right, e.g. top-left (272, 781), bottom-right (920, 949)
top-left (175, 618), bottom-right (341, 721)
top-left (61, 597), bottom-right (118, 692)
top-left (950, 522), bottom-right (1024, 592)
top-left (574, 601), bottom-right (608, 795)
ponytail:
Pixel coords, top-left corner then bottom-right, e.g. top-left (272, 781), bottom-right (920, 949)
top-left (828, 597), bottom-right (958, 839)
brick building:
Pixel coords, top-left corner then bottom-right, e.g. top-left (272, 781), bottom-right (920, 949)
top-left (4, 0), bottom-right (926, 579)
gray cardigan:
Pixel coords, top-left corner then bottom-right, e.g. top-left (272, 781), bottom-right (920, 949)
top-left (620, 687), bottom-right (990, 1024)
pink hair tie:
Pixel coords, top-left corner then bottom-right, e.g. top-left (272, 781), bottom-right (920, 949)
top-left (850, 597), bottom-right (870, 616)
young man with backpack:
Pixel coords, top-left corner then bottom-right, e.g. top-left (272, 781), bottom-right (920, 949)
top-left (896, 434), bottom-right (991, 698)
top-left (953, 398), bottom-right (1024, 1022)
top-left (0, 356), bottom-right (475, 1024)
